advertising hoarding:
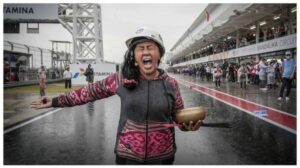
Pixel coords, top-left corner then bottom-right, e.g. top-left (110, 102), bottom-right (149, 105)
top-left (70, 63), bottom-right (116, 85)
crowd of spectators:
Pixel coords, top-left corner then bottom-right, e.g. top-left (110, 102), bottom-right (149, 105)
top-left (175, 20), bottom-right (290, 65)
top-left (168, 52), bottom-right (296, 93)
top-left (239, 20), bottom-right (288, 47)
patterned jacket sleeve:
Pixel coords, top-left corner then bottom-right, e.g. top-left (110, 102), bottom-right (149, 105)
top-left (165, 77), bottom-right (191, 131)
top-left (52, 73), bottom-right (118, 107)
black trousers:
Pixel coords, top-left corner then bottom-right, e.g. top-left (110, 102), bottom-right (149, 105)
top-left (65, 79), bottom-right (72, 88)
top-left (279, 77), bottom-right (292, 97)
top-left (115, 155), bottom-right (174, 165)
top-left (215, 80), bottom-right (221, 87)
top-left (240, 81), bottom-right (246, 89)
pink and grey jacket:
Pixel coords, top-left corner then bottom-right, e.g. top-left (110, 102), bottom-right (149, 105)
top-left (52, 69), bottom-right (184, 163)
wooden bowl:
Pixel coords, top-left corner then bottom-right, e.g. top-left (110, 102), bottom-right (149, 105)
top-left (176, 106), bottom-right (206, 124)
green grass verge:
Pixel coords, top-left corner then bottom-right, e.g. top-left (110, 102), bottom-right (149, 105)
top-left (4, 84), bottom-right (82, 94)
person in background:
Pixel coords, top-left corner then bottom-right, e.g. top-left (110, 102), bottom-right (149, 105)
top-left (254, 62), bottom-right (260, 85)
top-left (278, 21), bottom-right (286, 37)
top-left (266, 61), bottom-right (276, 89)
top-left (278, 51), bottom-right (296, 101)
top-left (206, 64), bottom-right (212, 82)
top-left (200, 64), bottom-right (206, 81)
top-left (259, 28), bottom-right (264, 42)
top-left (85, 64), bottom-right (94, 83)
top-left (16, 61), bottom-right (21, 81)
top-left (233, 64), bottom-right (238, 83)
top-left (4, 61), bottom-right (10, 83)
top-left (39, 78), bottom-right (46, 97)
top-left (248, 63), bottom-right (255, 84)
top-left (38, 65), bottom-right (47, 97)
top-left (238, 64), bottom-right (248, 89)
top-left (240, 37), bottom-right (247, 47)
top-left (55, 69), bottom-right (60, 79)
top-left (266, 27), bottom-right (274, 40)
top-left (228, 64), bottom-right (234, 82)
top-left (213, 65), bottom-right (222, 88)
top-left (274, 60), bottom-right (281, 88)
top-left (63, 65), bottom-right (72, 89)
top-left (19, 63), bottom-right (28, 81)
top-left (259, 59), bottom-right (268, 90)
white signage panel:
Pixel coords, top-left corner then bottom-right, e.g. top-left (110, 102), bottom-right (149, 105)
top-left (228, 34), bottom-right (296, 59)
top-left (4, 4), bottom-right (58, 21)
top-left (70, 63), bottom-right (116, 85)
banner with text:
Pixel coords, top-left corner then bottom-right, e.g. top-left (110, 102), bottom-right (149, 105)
top-left (4, 4), bottom-right (58, 22)
top-left (70, 63), bottom-right (116, 85)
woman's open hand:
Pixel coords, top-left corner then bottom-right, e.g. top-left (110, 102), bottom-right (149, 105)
top-left (30, 96), bottom-right (52, 109)
top-left (180, 120), bottom-right (202, 131)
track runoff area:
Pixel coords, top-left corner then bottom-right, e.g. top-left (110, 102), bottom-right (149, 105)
top-left (172, 76), bottom-right (296, 135)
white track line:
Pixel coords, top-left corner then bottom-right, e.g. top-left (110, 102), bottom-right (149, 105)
top-left (178, 80), bottom-right (296, 135)
top-left (4, 108), bottom-right (62, 134)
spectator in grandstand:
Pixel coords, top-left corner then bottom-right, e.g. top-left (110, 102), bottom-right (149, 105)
top-left (213, 65), bottom-right (222, 88)
top-left (278, 21), bottom-right (286, 37)
top-left (278, 51), bottom-right (296, 101)
top-left (223, 41), bottom-right (229, 51)
top-left (63, 65), bottom-right (72, 89)
top-left (208, 46), bottom-right (213, 55)
top-left (266, 28), bottom-right (274, 40)
top-left (228, 39), bottom-right (236, 50)
top-left (238, 64), bottom-right (248, 89)
top-left (259, 59), bottom-right (268, 90)
top-left (246, 33), bottom-right (255, 44)
top-left (259, 29), bottom-right (264, 42)
top-left (240, 37), bottom-right (247, 47)
top-left (38, 65), bottom-right (47, 97)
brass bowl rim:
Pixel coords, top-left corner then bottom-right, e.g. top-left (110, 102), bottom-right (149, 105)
top-left (177, 106), bottom-right (205, 113)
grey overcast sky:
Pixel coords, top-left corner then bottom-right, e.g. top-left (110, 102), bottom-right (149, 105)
top-left (101, 4), bottom-right (207, 64)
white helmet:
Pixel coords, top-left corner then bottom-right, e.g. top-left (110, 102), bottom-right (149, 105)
top-left (126, 27), bottom-right (165, 56)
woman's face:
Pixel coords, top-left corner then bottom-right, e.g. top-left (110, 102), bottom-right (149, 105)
top-left (134, 41), bottom-right (161, 76)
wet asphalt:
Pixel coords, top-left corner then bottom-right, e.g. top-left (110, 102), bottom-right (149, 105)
top-left (4, 76), bottom-right (296, 165)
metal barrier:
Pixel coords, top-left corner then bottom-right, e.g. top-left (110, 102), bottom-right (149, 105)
top-left (4, 40), bottom-right (70, 84)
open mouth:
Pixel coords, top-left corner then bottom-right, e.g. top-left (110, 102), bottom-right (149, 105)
top-left (140, 56), bottom-right (156, 71)
top-left (142, 58), bottom-right (153, 65)
top-left (143, 59), bottom-right (152, 65)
